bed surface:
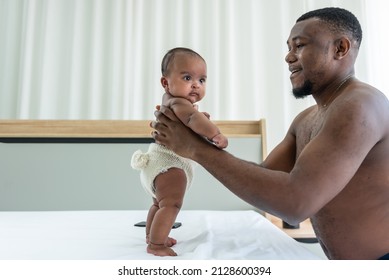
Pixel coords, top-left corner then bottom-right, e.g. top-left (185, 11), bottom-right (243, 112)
top-left (0, 210), bottom-right (320, 260)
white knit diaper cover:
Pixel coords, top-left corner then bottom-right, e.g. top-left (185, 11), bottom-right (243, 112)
top-left (131, 143), bottom-right (195, 198)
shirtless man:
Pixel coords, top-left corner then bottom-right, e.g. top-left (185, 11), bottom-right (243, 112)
top-left (151, 7), bottom-right (389, 259)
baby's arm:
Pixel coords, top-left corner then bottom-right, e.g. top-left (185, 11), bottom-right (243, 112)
top-left (168, 98), bottom-right (228, 149)
top-left (211, 133), bottom-right (228, 149)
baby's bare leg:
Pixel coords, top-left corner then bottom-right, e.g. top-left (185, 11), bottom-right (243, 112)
top-left (145, 199), bottom-right (158, 244)
top-left (146, 199), bottom-right (177, 247)
top-left (147, 168), bottom-right (186, 257)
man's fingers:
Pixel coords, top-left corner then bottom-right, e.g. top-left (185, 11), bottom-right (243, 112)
top-left (150, 114), bottom-right (169, 144)
top-left (151, 123), bottom-right (166, 144)
top-left (151, 105), bottom-right (181, 145)
top-left (151, 130), bottom-right (162, 144)
top-left (153, 110), bottom-right (168, 124)
top-left (158, 105), bottom-right (180, 121)
top-left (150, 119), bottom-right (165, 135)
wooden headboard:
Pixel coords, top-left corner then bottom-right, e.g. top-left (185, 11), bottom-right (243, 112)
top-left (0, 119), bottom-right (267, 160)
top-left (0, 119), bottom-right (266, 211)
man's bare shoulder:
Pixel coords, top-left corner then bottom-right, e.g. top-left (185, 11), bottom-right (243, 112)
top-left (331, 81), bottom-right (389, 134)
top-left (339, 81), bottom-right (388, 107)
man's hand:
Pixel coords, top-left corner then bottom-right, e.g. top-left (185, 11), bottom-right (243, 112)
top-left (151, 106), bottom-right (210, 159)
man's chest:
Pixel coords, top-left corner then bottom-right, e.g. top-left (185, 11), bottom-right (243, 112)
top-left (295, 110), bottom-right (326, 157)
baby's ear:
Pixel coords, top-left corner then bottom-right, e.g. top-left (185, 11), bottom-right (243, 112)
top-left (160, 77), bottom-right (169, 89)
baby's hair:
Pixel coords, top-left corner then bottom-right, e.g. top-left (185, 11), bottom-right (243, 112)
top-left (297, 7), bottom-right (362, 49)
top-left (161, 47), bottom-right (205, 76)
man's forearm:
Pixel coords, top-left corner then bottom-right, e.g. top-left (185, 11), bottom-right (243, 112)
top-left (192, 143), bottom-right (290, 218)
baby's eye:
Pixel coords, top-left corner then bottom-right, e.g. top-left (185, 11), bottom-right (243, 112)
top-left (183, 75), bottom-right (191, 81)
top-left (200, 78), bottom-right (206, 84)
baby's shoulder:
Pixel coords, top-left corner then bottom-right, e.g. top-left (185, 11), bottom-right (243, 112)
top-left (163, 95), bottom-right (192, 107)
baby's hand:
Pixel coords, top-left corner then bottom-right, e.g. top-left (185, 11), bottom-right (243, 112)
top-left (212, 133), bottom-right (228, 149)
top-left (202, 112), bottom-right (210, 119)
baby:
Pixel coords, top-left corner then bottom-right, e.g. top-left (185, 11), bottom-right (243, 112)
top-left (131, 47), bottom-right (228, 256)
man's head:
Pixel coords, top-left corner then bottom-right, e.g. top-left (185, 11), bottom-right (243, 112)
top-left (297, 7), bottom-right (362, 49)
top-left (286, 7), bottom-right (362, 99)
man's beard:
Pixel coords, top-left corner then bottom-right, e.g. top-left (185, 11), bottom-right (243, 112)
top-left (292, 80), bottom-right (313, 99)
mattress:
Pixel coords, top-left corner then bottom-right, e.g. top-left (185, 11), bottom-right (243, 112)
top-left (0, 210), bottom-right (321, 260)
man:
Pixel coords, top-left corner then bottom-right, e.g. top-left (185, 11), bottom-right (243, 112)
top-left (151, 7), bottom-right (389, 260)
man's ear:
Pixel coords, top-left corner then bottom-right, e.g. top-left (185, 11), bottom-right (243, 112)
top-left (161, 77), bottom-right (169, 90)
top-left (334, 37), bottom-right (351, 60)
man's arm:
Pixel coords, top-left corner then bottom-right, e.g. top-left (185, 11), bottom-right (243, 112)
top-left (151, 108), bottom-right (296, 221)
top-left (152, 96), bottom-right (381, 224)
top-left (260, 129), bottom-right (296, 172)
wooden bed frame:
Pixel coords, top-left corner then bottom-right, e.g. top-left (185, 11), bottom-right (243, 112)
top-left (0, 119), bottom-right (267, 159)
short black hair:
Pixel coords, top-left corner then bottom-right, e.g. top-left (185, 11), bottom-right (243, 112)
top-left (297, 7), bottom-right (362, 48)
top-left (161, 47), bottom-right (205, 76)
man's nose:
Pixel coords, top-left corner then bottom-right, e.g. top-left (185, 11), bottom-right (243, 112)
top-left (285, 50), bottom-right (297, 64)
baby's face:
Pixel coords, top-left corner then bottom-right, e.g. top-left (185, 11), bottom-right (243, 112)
top-left (163, 54), bottom-right (207, 104)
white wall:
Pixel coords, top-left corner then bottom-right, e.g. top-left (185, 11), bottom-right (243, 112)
top-left (0, 137), bottom-right (262, 211)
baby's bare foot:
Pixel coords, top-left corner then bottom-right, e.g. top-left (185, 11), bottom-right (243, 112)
top-left (146, 236), bottom-right (176, 247)
top-left (165, 237), bottom-right (177, 247)
top-left (147, 243), bottom-right (177, 256)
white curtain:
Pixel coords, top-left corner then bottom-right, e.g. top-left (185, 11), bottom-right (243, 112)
top-left (0, 0), bottom-right (385, 150)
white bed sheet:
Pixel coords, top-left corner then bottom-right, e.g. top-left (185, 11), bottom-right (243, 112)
top-left (0, 210), bottom-right (321, 260)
